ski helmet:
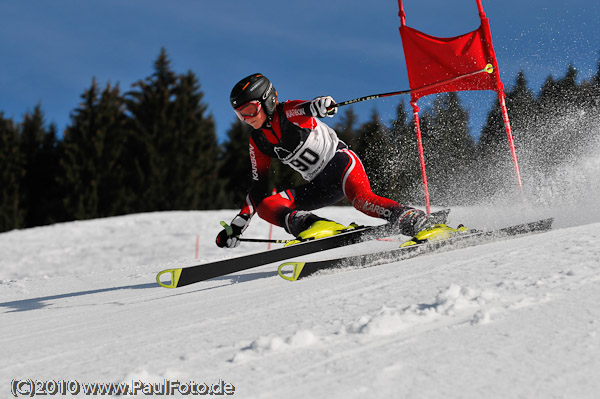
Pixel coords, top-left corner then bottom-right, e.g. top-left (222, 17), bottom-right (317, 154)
top-left (230, 73), bottom-right (277, 118)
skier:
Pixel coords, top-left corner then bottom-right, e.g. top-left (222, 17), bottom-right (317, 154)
top-left (216, 73), bottom-right (439, 248)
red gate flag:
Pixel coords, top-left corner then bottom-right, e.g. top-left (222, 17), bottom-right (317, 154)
top-left (397, 0), bottom-right (523, 213)
top-left (400, 24), bottom-right (502, 100)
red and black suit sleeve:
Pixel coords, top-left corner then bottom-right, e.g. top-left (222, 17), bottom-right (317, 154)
top-left (238, 134), bottom-right (272, 218)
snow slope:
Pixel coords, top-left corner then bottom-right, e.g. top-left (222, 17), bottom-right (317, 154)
top-left (1, 203), bottom-right (600, 398)
top-left (2, 125), bottom-right (600, 398)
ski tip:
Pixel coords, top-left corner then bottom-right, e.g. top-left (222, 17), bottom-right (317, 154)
top-left (156, 268), bottom-right (183, 288)
top-left (278, 262), bottom-right (306, 281)
top-left (536, 217), bottom-right (555, 231)
top-left (428, 208), bottom-right (451, 217)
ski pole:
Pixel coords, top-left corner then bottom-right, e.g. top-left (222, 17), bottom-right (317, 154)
top-left (221, 221), bottom-right (295, 244)
top-left (334, 64), bottom-right (494, 108)
top-left (239, 237), bottom-right (293, 244)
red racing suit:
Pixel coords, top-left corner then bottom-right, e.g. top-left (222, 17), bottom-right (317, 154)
top-left (238, 100), bottom-right (408, 234)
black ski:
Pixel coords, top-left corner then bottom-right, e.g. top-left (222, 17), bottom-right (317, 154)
top-left (156, 209), bottom-right (451, 288)
top-left (277, 218), bottom-right (554, 281)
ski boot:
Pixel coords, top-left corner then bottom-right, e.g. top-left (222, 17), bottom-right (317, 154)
top-left (400, 224), bottom-right (469, 247)
top-left (285, 220), bottom-right (358, 246)
top-left (392, 208), bottom-right (450, 237)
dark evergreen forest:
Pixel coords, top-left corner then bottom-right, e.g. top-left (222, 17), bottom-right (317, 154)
top-left (1, 48), bottom-right (599, 233)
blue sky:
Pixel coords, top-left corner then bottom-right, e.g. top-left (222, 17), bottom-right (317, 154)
top-left (1, 0), bottom-right (599, 142)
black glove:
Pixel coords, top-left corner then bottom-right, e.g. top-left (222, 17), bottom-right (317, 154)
top-left (216, 215), bottom-right (250, 248)
top-left (309, 96), bottom-right (338, 118)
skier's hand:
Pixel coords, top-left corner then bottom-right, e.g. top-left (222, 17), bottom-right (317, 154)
top-left (309, 96), bottom-right (338, 118)
top-left (216, 215), bottom-right (250, 248)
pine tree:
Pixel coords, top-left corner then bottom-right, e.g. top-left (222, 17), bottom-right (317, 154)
top-left (354, 109), bottom-right (392, 196)
top-left (0, 114), bottom-right (24, 231)
top-left (536, 65), bottom-right (580, 123)
top-left (218, 119), bottom-right (253, 208)
top-left (333, 107), bottom-right (359, 149)
top-left (580, 59), bottom-right (600, 110)
top-left (125, 49), bottom-right (178, 211)
top-left (388, 101), bottom-right (422, 204)
top-left (331, 106), bottom-right (361, 206)
top-left (18, 105), bottom-right (63, 227)
top-left (506, 71), bottom-right (537, 139)
top-left (533, 65), bottom-right (584, 173)
top-left (556, 64), bottom-right (580, 110)
top-left (61, 78), bottom-right (131, 220)
top-left (169, 70), bottom-right (220, 209)
top-left (40, 123), bottom-right (66, 223)
top-left (477, 72), bottom-right (536, 200)
top-left (125, 48), bottom-right (220, 211)
top-left (408, 108), bottom-right (435, 207)
top-left (431, 93), bottom-right (474, 204)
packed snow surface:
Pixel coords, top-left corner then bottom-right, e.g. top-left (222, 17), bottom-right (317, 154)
top-left (1, 203), bottom-right (599, 398)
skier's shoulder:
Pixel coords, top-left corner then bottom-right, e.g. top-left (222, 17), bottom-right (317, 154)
top-left (279, 100), bottom-right (316, 128)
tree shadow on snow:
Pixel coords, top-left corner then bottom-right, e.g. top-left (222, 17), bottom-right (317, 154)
top-left (212, 270), bottom-right (279, 283)
top-left (0, 283), bottom-right (156, 313)
top-left (1, 270), bottom-right (279, 313)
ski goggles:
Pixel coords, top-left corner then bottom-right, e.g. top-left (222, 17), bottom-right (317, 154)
top-left (234, 100), bottom-right (262, 120)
